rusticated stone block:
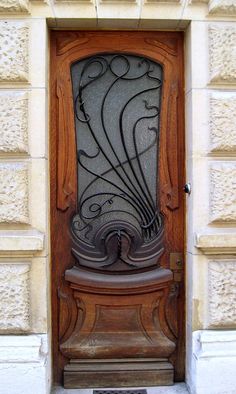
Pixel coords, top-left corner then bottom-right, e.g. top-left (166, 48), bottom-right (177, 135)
top-left (0, 162), bottom-right (29, 223)
top-left (209, 261), bottom-right (236, 327)
top-left (210, 93), bottom-right (236, 152)
top-left (210, 163), bottom-right (236, 222)
top-left (209, 0), bottom-right (236, 15)
top-left (0, 0), bottom-right (29, 12)
top-left (0, 92), bottom-right (28, 153)
top-left (0, 263), bottom-right (30, 332)
top-left (209, 26), bottom-right (236, 83)
top-left (0, 21), bottom-right (29, 82)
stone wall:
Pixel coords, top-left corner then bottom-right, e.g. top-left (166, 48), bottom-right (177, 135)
top-left (0, 5), bottom-right (50, 394)
top-left (0, 1), bottom-right (235, 393)
top-left (185, 17), bottom-right (236, 394)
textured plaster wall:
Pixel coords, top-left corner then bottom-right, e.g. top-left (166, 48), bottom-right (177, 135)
top-left (0, 263), bottom-right (30, 332)
top-left (208, 261), bottom-right (236, 327)
top-left (210, 92), bottom-right (236, 152)
top-left (0, 92), bottom-right (28, 153)
top-left (0, 1), bottom-right (235, 394)
top-left (209, 25), bottom-right (236, 83)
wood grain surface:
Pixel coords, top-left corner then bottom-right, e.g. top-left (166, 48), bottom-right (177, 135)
top-left (50, 30), bottom-right (185, 387)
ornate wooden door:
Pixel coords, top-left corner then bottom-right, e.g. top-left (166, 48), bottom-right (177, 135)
top-left (50, 31), bottom-right (185, 388)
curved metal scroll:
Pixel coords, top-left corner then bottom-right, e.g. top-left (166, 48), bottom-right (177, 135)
top-left (70, 54), bottom-right (164, 272)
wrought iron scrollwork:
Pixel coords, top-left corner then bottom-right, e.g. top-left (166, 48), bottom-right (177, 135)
top-left (70, 54), bottom-right (164, 271)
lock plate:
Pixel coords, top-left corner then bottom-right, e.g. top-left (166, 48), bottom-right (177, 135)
top-left (170, 253), bottom-right (183, 282)
top-left (170, 252), bottom-right (183, 270)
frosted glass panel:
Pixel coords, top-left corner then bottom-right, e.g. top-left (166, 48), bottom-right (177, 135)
top-left (71, 54), bottom-right (163, 247)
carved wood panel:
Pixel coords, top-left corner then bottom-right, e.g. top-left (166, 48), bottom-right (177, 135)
top-left (50, 31), bottom-right (185, 386)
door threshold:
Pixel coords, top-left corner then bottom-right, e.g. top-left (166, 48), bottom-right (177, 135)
top-left (52, 383), bottom-right (189, 394)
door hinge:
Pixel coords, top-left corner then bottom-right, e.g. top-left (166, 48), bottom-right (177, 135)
top-left (170, 252), bottom-right (183, 282)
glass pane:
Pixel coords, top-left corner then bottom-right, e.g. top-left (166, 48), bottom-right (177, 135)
top-left (70, 54), bottom-right (164, 271)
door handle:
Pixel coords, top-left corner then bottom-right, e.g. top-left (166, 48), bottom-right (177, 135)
top-left (183, 183), bottom-right (191, 195)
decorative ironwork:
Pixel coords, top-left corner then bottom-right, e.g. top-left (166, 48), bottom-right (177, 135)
top-left (70, 54), bottom-right (164, 271)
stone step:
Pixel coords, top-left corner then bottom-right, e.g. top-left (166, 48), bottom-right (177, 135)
top-left (52, 383), bottom-right (189, 394)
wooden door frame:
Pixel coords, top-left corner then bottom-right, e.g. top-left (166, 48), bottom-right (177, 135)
top-left (50, 30), bottom-right (185, 386)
